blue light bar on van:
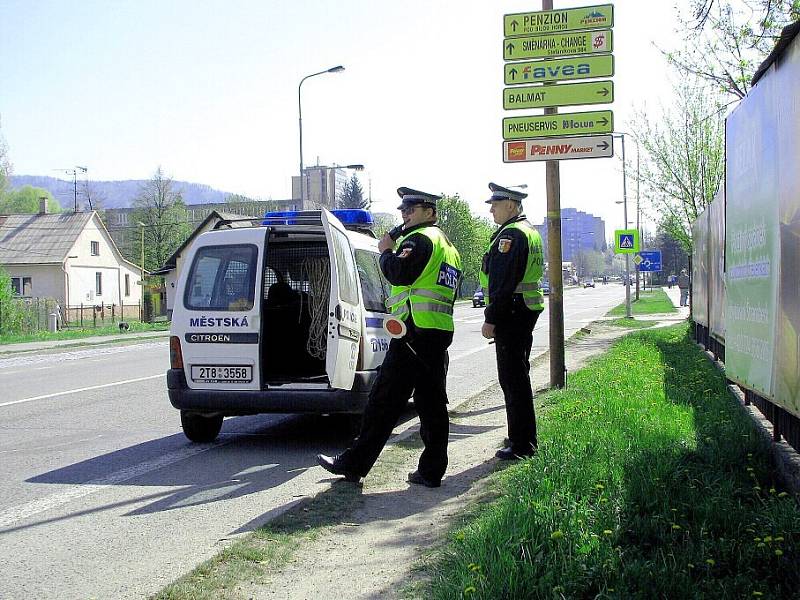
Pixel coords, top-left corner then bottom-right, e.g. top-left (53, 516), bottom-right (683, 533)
top-left (261, 209), bottom-right (373, 226)
top-left (331, 209), bottom-right (373, 225)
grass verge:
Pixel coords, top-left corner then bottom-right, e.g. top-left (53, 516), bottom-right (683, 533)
top-left (603, 318), bottom-right (657, 329)
top-left (607, 288), bottom-right (676, 316)
top-left (0, 321), bottom-right (169, 345)
top-left (423, 323), bottom-right (799, 599)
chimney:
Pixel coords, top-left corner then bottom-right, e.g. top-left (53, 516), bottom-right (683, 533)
top-left (39, 197), bottom-right (48, 215)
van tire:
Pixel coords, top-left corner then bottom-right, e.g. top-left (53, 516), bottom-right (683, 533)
top-left (181, 411), bottom-right (223, 443)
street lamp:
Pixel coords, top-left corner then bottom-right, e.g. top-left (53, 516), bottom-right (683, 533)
top-left (298, 65), bottom-right (345, 209)
top-left (138, 222), bottom-right (145, 322)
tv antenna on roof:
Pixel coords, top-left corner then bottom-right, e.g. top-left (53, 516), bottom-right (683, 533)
top-left (53, 166), bottom-right (89, 212)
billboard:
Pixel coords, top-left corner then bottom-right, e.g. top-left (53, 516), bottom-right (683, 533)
top-left (691, 208), bottom-right (709, 327)
top-left (724, 67), bottom-right (780, 399)
top-left (708, 187), bottom-right (726, 341)
top-left (773, 33), bottom-right (800, 417)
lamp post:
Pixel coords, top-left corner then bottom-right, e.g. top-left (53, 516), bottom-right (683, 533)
top-left (138, 222), bottom-right (145, 322)
top-left (298, 65), bottom-right (345, 209)
top-left (612, 133), bottom-right (632, 318)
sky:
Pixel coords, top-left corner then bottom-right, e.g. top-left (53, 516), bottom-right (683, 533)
top-left (0, 0), bottom-right (685, 241)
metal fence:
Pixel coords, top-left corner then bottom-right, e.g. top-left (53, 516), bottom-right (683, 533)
top-left (0, 298), bottom-right (152, 335)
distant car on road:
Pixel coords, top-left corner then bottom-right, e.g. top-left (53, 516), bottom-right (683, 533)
top-left (472, 287), bottom-right (485, 308)
top-left (583, 278), bottom-right (596, 288)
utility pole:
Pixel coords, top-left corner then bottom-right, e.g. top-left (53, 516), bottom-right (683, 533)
top-left (542, 0), bottom-right (565, 388)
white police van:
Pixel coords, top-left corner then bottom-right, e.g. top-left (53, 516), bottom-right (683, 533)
top-left (167, 209), bottom-right (392, 442)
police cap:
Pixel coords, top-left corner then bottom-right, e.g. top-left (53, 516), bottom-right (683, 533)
top-left (396, 187), bottom-right (441, 210)
top-left (485, 182), bottom-right (528, 204)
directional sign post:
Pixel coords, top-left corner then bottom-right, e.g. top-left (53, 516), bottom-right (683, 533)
top-left (503, 110), bottom-right (612, 140)
top-left (503, 134), bottom-right (612, 162)
top-left (504, 80), bottom-right (612, 110)
top-left (504, 4), bottom-right (614, 36)
top-left (614, 229), bottom-right (640, 254)
top-left (636, 250), bottom-right (663, 272)
top-left (505, 54), bottom-right (614, 85)
top-left (504, 29), bottom-right (612, 60)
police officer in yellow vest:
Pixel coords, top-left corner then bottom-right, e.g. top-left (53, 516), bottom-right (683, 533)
top-left (318, 187), bottom-right (462, 487)
top-left (480, 182), bottom-right (544, 460)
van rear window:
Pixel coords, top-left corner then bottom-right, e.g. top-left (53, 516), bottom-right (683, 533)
top-left (185, 244), bottom-right (258, 311)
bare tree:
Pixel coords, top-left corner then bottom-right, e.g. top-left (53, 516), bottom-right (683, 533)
top-left (664, 0), bottom-right (799, 100)
top-left (130, 166), bottom-right (191, 271)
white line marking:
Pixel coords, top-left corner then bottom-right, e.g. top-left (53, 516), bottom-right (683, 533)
top-left (0, 442), bottom-right (225, 530)
top-left (0, 374), bottom-right (163, 408)
top-left (450, 344), bottom-right (493, 362)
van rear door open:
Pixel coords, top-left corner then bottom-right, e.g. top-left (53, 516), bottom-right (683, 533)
top-left (321, 209), bottom-right (363, 389)
top-left (180, 228), bottom-right (265, 391)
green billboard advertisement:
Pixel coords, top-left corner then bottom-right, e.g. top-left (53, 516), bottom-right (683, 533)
top-left (724, 71), bottom-right (779, 399)
top-left (708, 188), bottom-right (726, 341)
top-left (691, 208), bottom-right (709, 328)
top-left (774, 34), bottom-right (800, 417)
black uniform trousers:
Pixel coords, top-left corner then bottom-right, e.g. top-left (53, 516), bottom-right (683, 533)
top-left (339, 328), bottom-right (452, 482)
top-left (494, 295), bottom-right (543, 453)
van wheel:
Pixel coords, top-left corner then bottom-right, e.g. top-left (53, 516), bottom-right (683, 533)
top-left (180, 411), bottom-right (223, 442)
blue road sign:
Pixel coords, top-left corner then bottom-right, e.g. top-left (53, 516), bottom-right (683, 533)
top-left (637, 250), bottom-right (662, 272)
top-left (619, 234), bottom-right (634, 248)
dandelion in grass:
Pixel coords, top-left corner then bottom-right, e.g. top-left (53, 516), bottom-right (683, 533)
top-left (468, 563), bottom-right (481, 572)
top-left (595, 484), bottom-right (604, 491)
top-left (757, 543), bottom-right (766, 548)
top-left (464, 585), bottom-right (476, 595)
top-left (764, 536), bottom-right (773, 543)
top-left (778, 492), bottom-right (789, 498)
top-left (705, 559), bottom-right (715, 566)
top-left (550, 530), bottom-right (564, 540)
top-left (753, 592), bottom-right (764, 597)
top-left (754, 537), bottom-right (762, 542)
top-left (775, 536), bottom-right (784, 542)
top-left (687, 563), bottom-right (695, 569)
top-left (769, 488), bottom-right (776, 494)
top-left (672, 524), bottom-right (682, 530)
top-left (603, 530), bottom-right (613, 536)
top-left (775, 549), bottom-right (784, 556)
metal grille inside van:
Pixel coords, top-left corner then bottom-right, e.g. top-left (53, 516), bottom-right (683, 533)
top-left (262, 241), bottom-right (329, 298)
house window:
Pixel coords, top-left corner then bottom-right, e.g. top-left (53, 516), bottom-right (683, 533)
top-left (11, 277), bottom-right (32, 297)
top-left (95, 272), bottom-right (103, 296)
top-left (91, 241), bottom-right (100, 256)
top-left (125, 274), bottom-right (130, 296)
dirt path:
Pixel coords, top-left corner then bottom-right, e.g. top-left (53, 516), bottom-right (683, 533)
top-left (238, 324), bottom-right (643, 600)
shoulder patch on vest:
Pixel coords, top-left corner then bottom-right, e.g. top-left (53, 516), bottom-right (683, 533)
top-left (498, 238), bottom-right (512, 253)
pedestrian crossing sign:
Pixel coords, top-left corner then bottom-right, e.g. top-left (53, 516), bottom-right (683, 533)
top-left (614, 229), bottom-right (639, 254)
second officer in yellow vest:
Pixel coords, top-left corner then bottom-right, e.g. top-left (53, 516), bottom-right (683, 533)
top-left (480, 182), bottom-right (544, 460)
top-left (318, 187), bottom-right (462, 487)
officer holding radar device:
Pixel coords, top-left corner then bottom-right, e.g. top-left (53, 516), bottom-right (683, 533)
top-left (480, 182), bottom-right (545, 460)
top-left (318, 187), bottom-right (462, 487)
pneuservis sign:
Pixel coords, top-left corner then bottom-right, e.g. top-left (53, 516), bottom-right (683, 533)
top-left (504, 4), bottom-right (614, 36)
top-left (503, 135), bottom-right (613, 163)
top-left (503, 110), bottom-right (613, 140)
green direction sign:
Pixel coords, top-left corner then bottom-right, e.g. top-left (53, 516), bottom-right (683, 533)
top-left (504, 80), bottom-right (613, 110)
top-left (504, 29), bottom-right (612, 61)
top-left (505, 54), bottom-right (614, 85)
top-left (503, 110), bottom-right (613, 140)
top-left (614, 229), bottom-right (640, 254)
top-left (504, 4), bottom-right (614, 37)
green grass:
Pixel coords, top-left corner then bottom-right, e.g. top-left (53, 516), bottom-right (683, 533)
top-left (0, 321), bottom-right (169, 345)
top-left (608, 289), bottom-right (677, 316)
top-left (603, 318), bottom-right (657, 329)
top-left (422, 323), bottom-right (799, 599)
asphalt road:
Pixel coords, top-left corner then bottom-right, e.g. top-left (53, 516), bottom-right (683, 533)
top-left (0, 284), bottom-right (625, 599)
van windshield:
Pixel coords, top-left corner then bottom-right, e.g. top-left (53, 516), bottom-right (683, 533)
top-left (185, 244), bottom-right (258, 311)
